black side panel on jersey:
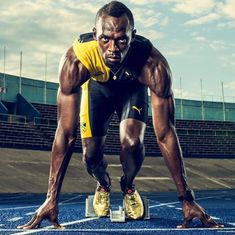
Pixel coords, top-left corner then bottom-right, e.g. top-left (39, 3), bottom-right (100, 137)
top-left (79, 32), bottom-right (93, 43)
top-left (125, 35), bottom-right (153, 80)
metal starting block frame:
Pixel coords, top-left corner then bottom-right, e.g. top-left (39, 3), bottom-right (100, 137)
top-left (85, 194), bottom-right (150, 222)
top-left (85, 195), bottom-right (96, 218)
top-left (110, 206), bottom-right (125, 222)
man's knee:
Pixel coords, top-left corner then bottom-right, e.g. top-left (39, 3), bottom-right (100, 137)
top-left (120, 135), bottom-right (143, 152)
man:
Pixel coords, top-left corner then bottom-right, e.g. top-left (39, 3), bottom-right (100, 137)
top-left (18, 1), bottom-right (222, 229)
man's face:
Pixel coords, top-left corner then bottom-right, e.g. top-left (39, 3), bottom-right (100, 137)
top-left (93, 13), bottom-right (134, 69)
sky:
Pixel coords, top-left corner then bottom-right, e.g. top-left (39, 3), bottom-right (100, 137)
top-left (0, 0), bottom-right (235, 102)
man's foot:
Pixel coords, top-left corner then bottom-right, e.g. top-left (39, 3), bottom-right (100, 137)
top-left (120, 176), bottom-right (144, 219)
top-left (93, 184), bottom-right (110, 217)
top-left (123, 188), bottom-right (144, 220)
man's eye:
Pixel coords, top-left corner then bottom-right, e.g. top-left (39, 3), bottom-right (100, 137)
top-left (102, 37), bottom-right (109, 43)
top-left (118, 38), bottom-right (128, 44)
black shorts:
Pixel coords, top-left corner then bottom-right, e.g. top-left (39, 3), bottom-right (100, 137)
top-left (80, 79), bottom-right (148, 138)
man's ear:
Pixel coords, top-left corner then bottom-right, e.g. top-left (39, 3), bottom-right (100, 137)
top-left (92, 27), bottom-right (97, 40)
top-left (132, 29), bottom-right (136, 41)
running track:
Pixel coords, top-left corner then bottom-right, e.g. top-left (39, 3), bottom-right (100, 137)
top-left (0, 189), bottom-right (235, 235)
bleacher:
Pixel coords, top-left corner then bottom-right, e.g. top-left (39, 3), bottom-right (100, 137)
top-left (0, 102), bottom-right (235, 158)
top-left (0, 121), bottom-right (51, 150)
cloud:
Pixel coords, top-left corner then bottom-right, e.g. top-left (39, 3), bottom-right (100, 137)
top-left (0, 0), bottom-right (95, 82)
top-left (224, 81), bottom-right (235, 90)
top-left (217, 21), bottom-right (235, 28)
top-left (194, 36), bottom-right (207, 42)
top-left (173, 87), bottom-right (201, 100)
top-left (165, 49), bottom-right (184, 56)
top-left (133, 8), bottom-right (169, 28)
top-left (185, 13), bottom-right (220, 25)
top-left (217, 0), bottom-right (235, 19)
top-left (220, 53), bottom-right (235, 68)
top-left (171, 0), bottom-right (215, 16)
top-left (128, 0), bottom-right (169, 5)
top-left (143, 29), bottom-right (164, 40)
top-left (193, 35), bottom-right (226, 51)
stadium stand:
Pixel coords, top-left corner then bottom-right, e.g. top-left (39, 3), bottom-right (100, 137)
top-left (1, 102), bottom-right (234, 158)
top-left (0, 73), bottom-right (235, 158)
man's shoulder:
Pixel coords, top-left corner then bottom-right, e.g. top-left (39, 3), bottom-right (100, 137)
top-left (127, 34), bottom-right (152, 68)
top-left (130, 34), bottom-right (152, 57)
top-left (133, 34), bottom-right (151, 44)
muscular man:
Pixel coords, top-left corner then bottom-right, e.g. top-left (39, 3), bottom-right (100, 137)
top-left (18, 1), bottom-right (222, 229)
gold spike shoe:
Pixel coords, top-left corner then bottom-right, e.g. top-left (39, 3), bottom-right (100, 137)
top-left (93, 185), bottom-right (110, 217)
top-left (123, 189), bottom-right (144, 220)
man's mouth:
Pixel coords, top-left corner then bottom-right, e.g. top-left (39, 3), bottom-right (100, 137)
top-left (107, 56), bottom-right (121, 62)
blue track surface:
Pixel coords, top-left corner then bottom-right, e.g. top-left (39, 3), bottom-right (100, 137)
top-left (0, 189), bottom-right (235, 235)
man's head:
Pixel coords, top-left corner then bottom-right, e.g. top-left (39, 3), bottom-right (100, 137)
top-left (93, 1), bottom-right (136, 69)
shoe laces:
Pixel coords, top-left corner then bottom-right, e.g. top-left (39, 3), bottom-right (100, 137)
top-left (125, 189), bottom-right (138, 207)
top-left (97, 186), bottom-right (109, 203)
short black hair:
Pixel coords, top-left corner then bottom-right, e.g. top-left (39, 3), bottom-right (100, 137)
top-left (95, 1), bottom-right (134, 29)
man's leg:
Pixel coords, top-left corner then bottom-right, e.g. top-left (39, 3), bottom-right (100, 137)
top-left (82, 136), bottom-right (111, 217)
top-left (82, 136), bottom-right (111, 188)
top-left (119, 118), bottom-right (146, 219)
top-left (80, 79), bottom-right (114, 217)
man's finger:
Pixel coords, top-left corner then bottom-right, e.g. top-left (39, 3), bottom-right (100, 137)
top-left (177, 217), bottom-right (192, 229)
top-left (200, 214), bottom-right (224, 228)
top-left (18, 215), bottom-right (43, 230)
top-left (51, 218), bottom-right (63, 229)
top-left (17, 214), bottom-right (37, 229)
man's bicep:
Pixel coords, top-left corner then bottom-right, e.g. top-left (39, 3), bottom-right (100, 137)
top-left (150, 91), bottom-right (175, 139)
top-left (59, 47), bottom-right (89, 95)
top-left (57, 89), bottom-right (80, 137)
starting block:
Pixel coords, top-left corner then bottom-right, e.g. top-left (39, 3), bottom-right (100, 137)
top-left (85, 194), bottom-right (150, 221)
top-left (110, 206), bottom-right (125, 222)
top-left (85, 195), bottom-right (96, 218)
top-left (142, 196), bottom-right (150, 220)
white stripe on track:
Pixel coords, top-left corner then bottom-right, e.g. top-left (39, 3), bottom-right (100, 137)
top-left (0, 194), bottom-right (84, 211)
top-left (3, 227), bottom-right (235, 233)
top-left (10, 217), bottom-right (97, 235)
top-left (186, 168), bottom-right (232, 189)
top-left (7, 217), bottom-right (23, 222)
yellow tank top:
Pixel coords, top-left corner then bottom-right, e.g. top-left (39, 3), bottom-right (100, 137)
top-left (73, 40), bottom-right (110, 82)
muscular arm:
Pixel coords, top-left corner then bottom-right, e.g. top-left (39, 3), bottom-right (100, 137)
top-left (140, 48), bottom-right (188, 196)
top-left (139, 47), bottom-right (222, 228)
top-left (47, 47), bottom-right (89, 203)
top-left (18, 47), bottom-right (89, 229)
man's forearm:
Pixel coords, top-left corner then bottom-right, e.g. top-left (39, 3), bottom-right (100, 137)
top-left (158, 127), bottom-right (189, 196)
top-left (46, 132), bottom-right (76, 203)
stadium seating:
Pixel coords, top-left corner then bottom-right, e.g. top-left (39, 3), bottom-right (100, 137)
top-left (0, 103), bottom-right (235, 158)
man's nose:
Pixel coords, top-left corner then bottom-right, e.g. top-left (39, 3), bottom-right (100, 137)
top-left (108, 40), bottom-right (119, 52)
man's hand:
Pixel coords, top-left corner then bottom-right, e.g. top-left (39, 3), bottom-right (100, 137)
top-left (177, 200), bottom-right (224, 229)
top-left (17, 198), bottom-right (63, 229)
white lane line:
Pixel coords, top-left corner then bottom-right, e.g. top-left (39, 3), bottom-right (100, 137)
top-left (25, 212), bottom-right (35, 216)
top-left (4, 227), bottom-right (235, 233)
top-left (0, 205), bottom-right (39, 211)
top-left (59, 194), bottom-right (83, 205)
top-left (186, 167), bottom-right (232, 189)
top-left (228, 222), bottom-right (235, 226)
top-left (175, 208), bottom-right (182, 210)
top-left (7, 217), bottom-right (23, 222)
top-left (109, 164), bottom-right (153, 168)
top-left (0, 194), bottom-right (84, 211)
top-left (149, 196), bottom-right (214, 209)
top-left (11, 217), bottom-right (97, 235)
top-left (136, 177), bottom-right (170, 180)
top-left (114, 176), bottom-right (170, 180)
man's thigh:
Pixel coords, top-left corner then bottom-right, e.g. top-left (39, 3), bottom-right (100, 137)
top-left (80, 79), bottom-right (114, 139)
